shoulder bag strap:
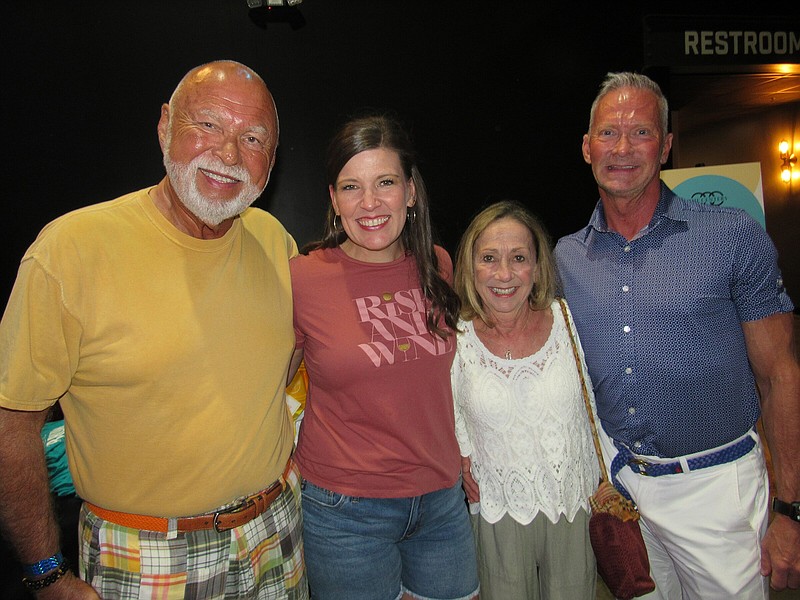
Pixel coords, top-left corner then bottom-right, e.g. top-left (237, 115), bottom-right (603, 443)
top-left (558, 297), bottom-right (609, 483)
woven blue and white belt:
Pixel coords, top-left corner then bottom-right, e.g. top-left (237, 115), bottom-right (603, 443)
top-left (610, 432), bottom-right (757, 501)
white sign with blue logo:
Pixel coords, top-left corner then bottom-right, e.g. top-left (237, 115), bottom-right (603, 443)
top-left (661, 162), bottom-right (765, 228)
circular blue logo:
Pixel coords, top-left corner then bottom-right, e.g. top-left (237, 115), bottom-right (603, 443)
top-left (673, 175), bottom-right (764, 228)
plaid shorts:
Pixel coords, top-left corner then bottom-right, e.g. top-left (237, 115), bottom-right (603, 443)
top-left (79, 462), bottom-right (308, 599)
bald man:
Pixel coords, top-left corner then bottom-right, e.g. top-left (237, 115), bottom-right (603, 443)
top-left (0, 61), bottom-right (308, 599)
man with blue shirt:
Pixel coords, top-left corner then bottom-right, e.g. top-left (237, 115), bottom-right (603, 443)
top-left (555, 72), bottom-right (799, 598)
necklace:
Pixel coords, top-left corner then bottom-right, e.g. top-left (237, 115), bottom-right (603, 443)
top-left (505, 349), bottom-right (512, 360)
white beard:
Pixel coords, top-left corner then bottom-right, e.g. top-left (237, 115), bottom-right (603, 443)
top-left (163, 152), bottom-right (265, 226)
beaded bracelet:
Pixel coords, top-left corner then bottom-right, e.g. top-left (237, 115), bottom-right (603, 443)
top-left (22, 559), bottom-right (70, 591)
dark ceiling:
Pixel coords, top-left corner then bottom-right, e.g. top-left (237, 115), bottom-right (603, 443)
top-left (671, 66), bottom-right (800, 130)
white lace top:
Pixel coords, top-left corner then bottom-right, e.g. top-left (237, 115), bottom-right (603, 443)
top-left (452, 300), bottom-right (600, 525)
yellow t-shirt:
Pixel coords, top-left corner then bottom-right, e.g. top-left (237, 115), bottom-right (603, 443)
top-left (0, 188), bottom-right (297, 516)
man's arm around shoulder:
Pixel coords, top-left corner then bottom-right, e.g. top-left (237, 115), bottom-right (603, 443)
top-left (742, 312), bottom-right (800, 591)
top-left (0, 406), bottom-right (99, 598)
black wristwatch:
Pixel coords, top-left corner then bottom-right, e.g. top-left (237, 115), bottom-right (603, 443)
top-left (772, 497), bottom-right (800, 522)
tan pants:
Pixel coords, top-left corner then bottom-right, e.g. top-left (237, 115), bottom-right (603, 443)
top-left (471, 509), bottom-right (595, 600)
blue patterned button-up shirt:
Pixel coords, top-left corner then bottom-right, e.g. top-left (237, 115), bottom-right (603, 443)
top-left (554, 183), bottom-right (794, 457)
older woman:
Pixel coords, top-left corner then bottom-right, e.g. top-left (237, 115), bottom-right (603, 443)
top-left (452, 201), bottom-right (599, 600)
top-left (288, 114), bottom-right (479, 600)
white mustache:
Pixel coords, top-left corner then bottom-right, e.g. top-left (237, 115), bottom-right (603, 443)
top-left (193, 158), bottom-right (250, 183)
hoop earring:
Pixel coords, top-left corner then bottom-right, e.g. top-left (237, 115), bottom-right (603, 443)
top-left (333, 214), bottom-right (341, 231)
top-left (406, 208), bottom-right (416, 224)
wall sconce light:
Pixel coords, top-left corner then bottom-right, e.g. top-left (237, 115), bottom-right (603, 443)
top-left (779, 140), bottom-right (796, 183)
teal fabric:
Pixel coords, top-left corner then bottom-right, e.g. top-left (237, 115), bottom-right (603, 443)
top-left (41, 420), bottom-right (75, 497)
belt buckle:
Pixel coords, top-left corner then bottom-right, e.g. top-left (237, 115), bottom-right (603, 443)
top-left (212, 497), bottom-right (254, 532)
top-left (628, 457), bottom-right (651, 475)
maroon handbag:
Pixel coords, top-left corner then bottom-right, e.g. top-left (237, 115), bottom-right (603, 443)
top-left (588, 482), bottom-right (656, 599)
top-left (559, 299), bottom-right (656, 600)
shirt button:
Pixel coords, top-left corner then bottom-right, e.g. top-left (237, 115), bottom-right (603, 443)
top-left (628, 407), bottom-right (636, 415)
top-left (633, 441), bottom-right (642, 449)
top-left (623, 245), bottom-right (631, 252)
top-left (623, 325), bottom-right (631, 333)
top-left (622, 285), bottom-right (630, 292)
top-left (625, 367), bottom-right (633, 374)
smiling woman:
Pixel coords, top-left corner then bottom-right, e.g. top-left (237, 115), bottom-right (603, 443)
top-left (452, 200), bottom-right (600, 599)
top-left (329, 147), bottom-right (416, 263)
top-left (286, 114), bottom-right (478, 600)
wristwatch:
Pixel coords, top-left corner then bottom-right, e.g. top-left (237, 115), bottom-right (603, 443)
top-left (772, 497), bottom-right (800, 522)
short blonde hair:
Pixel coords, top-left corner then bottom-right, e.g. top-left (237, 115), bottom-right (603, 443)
top-left (454, 201), bottom-right (556, 326)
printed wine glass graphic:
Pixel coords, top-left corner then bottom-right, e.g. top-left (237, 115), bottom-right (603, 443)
top-left (397, 340), bottom-right (412, 359)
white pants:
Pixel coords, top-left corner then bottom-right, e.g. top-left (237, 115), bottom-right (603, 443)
top-left (599, 428), bottom-right (770, 600)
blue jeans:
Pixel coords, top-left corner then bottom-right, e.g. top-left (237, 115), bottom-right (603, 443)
top-left (301, 478), bottom-right (479, 600)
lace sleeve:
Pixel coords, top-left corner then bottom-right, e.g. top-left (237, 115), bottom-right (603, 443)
top-left (452, 328), bottom-right (474, 457)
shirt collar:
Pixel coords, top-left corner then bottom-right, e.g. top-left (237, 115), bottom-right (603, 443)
top-left (586, 181), bottom-right (687, 241)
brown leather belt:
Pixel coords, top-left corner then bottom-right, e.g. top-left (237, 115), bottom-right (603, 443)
top-left (85, 459), bottom-right (293, 533)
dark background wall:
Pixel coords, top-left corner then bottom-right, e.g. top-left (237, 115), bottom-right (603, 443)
top-left (9, 0), bottom-right (787, 307)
